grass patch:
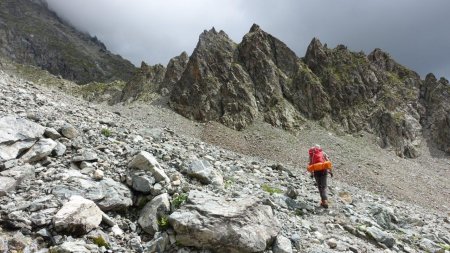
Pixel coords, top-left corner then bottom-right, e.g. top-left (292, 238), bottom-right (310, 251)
top-left (101, 128), bottom-right (112, 137)
top-left (261, 184), bottom-right (283, 195)
top-left (92, 236), bottom-right (109, 248)
top-left (158, 215), bottom-right (169, 229)
top-left (172, 193), bottom-right (188, 209)
top-left (224, 178), bottom-right (235, 189)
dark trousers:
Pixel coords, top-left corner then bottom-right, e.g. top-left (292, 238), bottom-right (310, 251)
top-left (314, 170), bottom-right (328, 201)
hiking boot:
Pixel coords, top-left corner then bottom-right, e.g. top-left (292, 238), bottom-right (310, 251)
top-left (320, 200), bottom-right (329, 209)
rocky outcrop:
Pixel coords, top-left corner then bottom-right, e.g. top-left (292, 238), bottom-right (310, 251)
top-left (304, 40), bottom-right (423, 157)
top-left (420, 74), bottom-right (450, 154)
top-left (0, 0), bottom-right (136, 84)
top-left (53, 196), bottom-right (103, 236)
top-left (170, 28), bottom-right (258, 130)
top-left (119, 62), bottom-right (166, 103)
top-left (169, 190), bottom-right (281, 252)
top-left (161, 51), bottom-right (189, 95)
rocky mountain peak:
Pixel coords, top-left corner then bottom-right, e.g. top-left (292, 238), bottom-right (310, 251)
top-left (304, 37), bottom-right (328, 72)
top-left (249, 23), bottom-right (261, 33)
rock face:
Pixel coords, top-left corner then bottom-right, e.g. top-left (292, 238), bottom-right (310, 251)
top-left (53, 195), bottom-right (103, 236)
top-left (167, 25), bottom-right (434, 157)
top-left (170, 28), bottom-right (258, 130)
top-left (0, 0), bottom-right (136, 84)
top-left (169, 190), bottom-right (281, 252)
top-left (161, 51), bottom-right (189, 94)
top-left (119, 62), bottom-right (166, 103)
top-left (420, 74), bottom-right (450, 153)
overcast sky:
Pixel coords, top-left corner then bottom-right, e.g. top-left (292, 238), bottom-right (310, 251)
top-left (46, 0), bottom-right (449, 79)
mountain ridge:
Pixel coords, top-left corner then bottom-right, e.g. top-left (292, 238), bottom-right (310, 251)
top-left (0, 0), bottom-right (136, 84)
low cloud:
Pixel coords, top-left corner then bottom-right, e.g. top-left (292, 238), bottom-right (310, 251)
top-left (46, 0), bottom-right (450, 78)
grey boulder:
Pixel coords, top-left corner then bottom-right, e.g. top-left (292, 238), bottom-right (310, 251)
top-left (128, 151), bottom-right (169, 183)
top-left (138, 193), bottom-right (171, 235)
top-left (169, 190), bottom-right (280, 252)
top-left (20, 138), bottom-right (57, 163)
top-left (53, 195), bottom-right (103, 236)
top-left (186, 159), bottom-right (223, 185)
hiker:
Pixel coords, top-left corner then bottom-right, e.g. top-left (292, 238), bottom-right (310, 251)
top-left (308, 144), bottom-right (333, 208)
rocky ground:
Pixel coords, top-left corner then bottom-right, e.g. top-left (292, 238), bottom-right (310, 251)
top-left (0, 67), bottom-right (450, 253)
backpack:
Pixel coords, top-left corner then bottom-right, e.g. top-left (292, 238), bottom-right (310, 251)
top-left (309, 147), bottom-right (325, 164)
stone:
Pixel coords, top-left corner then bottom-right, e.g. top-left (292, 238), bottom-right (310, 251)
top-left (131, 173), bottom-right (155, 193)
top-left (93, 169), bottom-right (104, 180)
top-left (371, 205), bottom-right (398, 230)
top-left (327, 238), bottom-right (338, 249)
top-left (365, 226), bottom-right (396, 248)
top-left (72, 149), bottom-right (98, 162)
top-left (0, 139), bottom-right (36, 162)
top-left (169, 190), bottom-right (280, 252)
top-left (49, 240), bottom-right (90, 253)
top-left (128, 151), bottom-right (170, 183)
top-left (143, 232), bottom-right (170, 253)
top-left (0, 164), bottom-right (35, 186)
top-left (60, 124), bottom-right (79, 139)
top-left (20, 138), bottom-right (57, 163)
top-left (285, 186), bottom-right (298, 199)
top-left (53, 195), bottom-right (103, 236)
top-left (138, 193), bottom-right (170, 235)
top-left (338, 192), bottom-right (353, 204)
top-left (0, 116), bottom-right (45, 143)
top-left (419, 238), bottom-right (440, 253)
top-left (44, 127), bottom-right (61, 140)
top-left (273, 235), bottom-right (293, 253)
top-left (0, 176), bottom-right (17, 196)
top-left (52, 173), bottom-right (133, 211)
top-left (186, 159), bottom-right (223, 185)
top-left (51, 141), bottom-right (66, 157)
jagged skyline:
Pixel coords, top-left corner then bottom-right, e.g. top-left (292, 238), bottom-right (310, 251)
top-left (46, 0), bottom-right (450, 79)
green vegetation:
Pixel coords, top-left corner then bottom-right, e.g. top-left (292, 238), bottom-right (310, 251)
top-left (172, 193), bottom-right (188, 209)
top-left (261, 184), bottom-right (283, 195)
top-left (439, 243), bottom-right (450, 251)
top-left (92, 236), bottom-right (109, 248)
top-left (224, 178), bottom-right (235, 189)
top-left (101, 128), bottom-right (112, 137)
top-left (158, 215), bottom-right (170, 229)
top-left (295, 209), bottom-right (304, 216)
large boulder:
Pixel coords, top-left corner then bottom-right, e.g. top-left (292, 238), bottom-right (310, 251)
top-left (0, 116), bottom-right (45, 143)
top-left (53, 196), bottom-right (103, 236)
top-left (186, 159), bottom-right (223, 185)
top-left (138, 193), bottom-right (171, 235)
top-left (169, 190), bottom-right (280, 252)
top-left (0, 116), bottom-right (45, 161)
top-left (128, 151), bottom-right (170, 183)
top-left (52, 171), bottom-right (133, 211)
top-left (20, 138), bottom-right (57, 163)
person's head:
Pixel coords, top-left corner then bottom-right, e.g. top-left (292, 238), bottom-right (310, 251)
top-left (314, 144), bottom-right (321, 149)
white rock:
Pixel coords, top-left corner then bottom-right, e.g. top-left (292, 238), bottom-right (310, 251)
top-left (53, 195), bottom-right (103, 236)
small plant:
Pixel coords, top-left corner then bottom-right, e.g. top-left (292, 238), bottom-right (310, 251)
top-left (295, 209), bottom-right (304, 216)
top-left (439, 243), bottom-right (450, 251)
top-left (261, 184), bottom-right (283, 195)
top-left (92, 236), bottom-right (109, 248)
top-left (158, 215), bottom-right (169, 229)
top-left (172, 193), bottom-right (188, 209)
top-left (101, 128), bottom-right (112, 137)
top-left (224, 178), bottom-right (234, 189)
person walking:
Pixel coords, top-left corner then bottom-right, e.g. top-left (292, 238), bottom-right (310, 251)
top-left (308, 144), bottom-right (333, 208)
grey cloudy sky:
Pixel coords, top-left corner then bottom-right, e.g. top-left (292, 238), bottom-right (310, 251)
top-left (46, 0), bottom-right (449, 79)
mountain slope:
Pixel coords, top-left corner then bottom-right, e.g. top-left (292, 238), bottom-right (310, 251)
top-left (0, 0), bottom-right (136, 84)
top-left (166, 24), bottom-right (449, 157)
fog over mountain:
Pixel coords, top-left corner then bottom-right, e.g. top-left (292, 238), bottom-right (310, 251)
top-left (46, 0), bottom-right (450, 79)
